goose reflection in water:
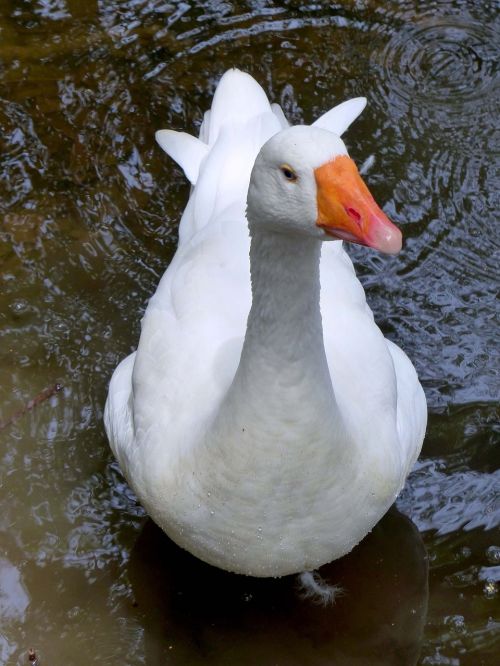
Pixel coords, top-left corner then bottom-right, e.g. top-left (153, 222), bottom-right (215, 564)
top-left (129, 508), bottom-right (428, 665)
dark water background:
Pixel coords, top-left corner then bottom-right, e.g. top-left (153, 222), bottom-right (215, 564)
top-left (0, 1), bottom-right (498, 664)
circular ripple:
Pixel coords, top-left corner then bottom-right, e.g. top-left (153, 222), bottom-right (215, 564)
top-left (373, 15), bottom-right (499, 138)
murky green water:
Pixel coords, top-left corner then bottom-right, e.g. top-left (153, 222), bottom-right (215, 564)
top-left (0, 1), bottom-right (498, 664)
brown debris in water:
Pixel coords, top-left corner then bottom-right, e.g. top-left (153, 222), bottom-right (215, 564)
top-left (0, 383), bottom-right (63, 431)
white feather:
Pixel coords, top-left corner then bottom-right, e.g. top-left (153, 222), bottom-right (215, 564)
top-left (313, 97), bottom-right (367, 135)
top-left (155, 130), bottom-right (209, 185)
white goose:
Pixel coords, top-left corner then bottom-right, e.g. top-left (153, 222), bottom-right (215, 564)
top-left (105, 69), bottom-right (426, 577)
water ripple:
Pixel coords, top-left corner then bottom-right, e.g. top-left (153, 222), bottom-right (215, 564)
top-left (0, 1), bottom-right (498, 662)
top-left (0, 99), bottom-right (48, 211)
top-left (371, 12), bottom-right (499, 143)
top-left (176, 15), bottom-right (360, 56)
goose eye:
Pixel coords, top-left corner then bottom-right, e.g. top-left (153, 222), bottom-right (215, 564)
top-left (280, 165), bottom-right (298, 182)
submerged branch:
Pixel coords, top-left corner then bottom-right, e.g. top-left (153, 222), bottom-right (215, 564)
top-left (0, 383), bottom-right (63, 431)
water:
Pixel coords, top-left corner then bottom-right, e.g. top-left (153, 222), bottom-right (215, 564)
top-left (0, 1), bottom-right (498, 664)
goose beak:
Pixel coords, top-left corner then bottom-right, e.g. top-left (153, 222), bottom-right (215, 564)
top-left (315, 156), bottom-right (402, 255)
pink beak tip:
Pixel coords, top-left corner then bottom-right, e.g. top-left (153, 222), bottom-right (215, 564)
top-left (369, 214), bottom-right (403, 255)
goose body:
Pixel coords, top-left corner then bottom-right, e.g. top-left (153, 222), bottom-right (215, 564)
top-left (105, 70), bottom-right (426, 577)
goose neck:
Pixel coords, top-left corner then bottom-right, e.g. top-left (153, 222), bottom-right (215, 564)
top-left (246, 230), bottom-right (323, 350)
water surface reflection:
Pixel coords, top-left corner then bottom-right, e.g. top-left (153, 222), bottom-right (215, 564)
top-left (0, 0), bottom-right (498, 664)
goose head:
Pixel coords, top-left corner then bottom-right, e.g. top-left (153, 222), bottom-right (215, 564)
top-left (247, 125), bottom-right (402, 254)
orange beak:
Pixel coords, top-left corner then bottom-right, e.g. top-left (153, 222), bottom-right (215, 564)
top-left (315, 156), bottom-right (402, 255)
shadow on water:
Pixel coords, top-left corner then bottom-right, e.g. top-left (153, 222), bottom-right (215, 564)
top-left (129, 509), bottom-right (428, 666)
top-left (0, 0), bottom-right (499, 664)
